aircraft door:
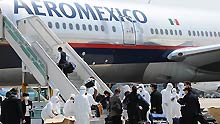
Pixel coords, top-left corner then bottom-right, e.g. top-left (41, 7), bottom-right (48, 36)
top-left (120, 16), bottom-right (136, 45)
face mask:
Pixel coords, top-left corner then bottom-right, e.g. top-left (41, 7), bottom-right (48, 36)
top-left (24, 97), bottom-right (29, 100)
top-left (139, 88), bottom-right (143, 92)
top-left (149, 88), bottom-right (153, 94)
top-left (70, 99), bottom-right (74, 103)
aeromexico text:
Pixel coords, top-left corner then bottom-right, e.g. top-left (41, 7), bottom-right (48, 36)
top-left (14, 0), bottom-right (147, 23)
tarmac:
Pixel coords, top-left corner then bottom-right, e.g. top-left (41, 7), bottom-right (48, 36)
top-left (199, 98), bottom-right (220, 123)
top-left (2, 98), bottom-right (220, 124)
top-left (199, 98), bottom-right (220, 110)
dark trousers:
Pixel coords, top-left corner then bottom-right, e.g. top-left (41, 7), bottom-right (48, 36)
top-left (112, 115), bottom-right (122, 124)
top-left (128, 111), bottom-right (141, 124)
top-left (24, 116), bottom-right (31, 124)
top-left (180, 116), bottom-right (198, 124)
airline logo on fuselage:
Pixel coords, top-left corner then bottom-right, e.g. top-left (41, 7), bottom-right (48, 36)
top-left (14, 0), bottom-right (147, 23)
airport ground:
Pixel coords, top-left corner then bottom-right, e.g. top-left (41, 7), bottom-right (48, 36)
top-left (1, 85), bottom-right (220, 124)
top-left (199, 98), bottom-right (220, 111)
top-left (199, 98), bottom-right (220, 123)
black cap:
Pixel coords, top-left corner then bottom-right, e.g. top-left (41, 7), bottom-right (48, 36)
top-left (58, 47), bottom-right (62, 51)
top-left (10, 88), bottom-right (18, 95)
top-left (22, 93), bottom-right (29, 97)
top-left (6, 91), bottom-right (11, 97)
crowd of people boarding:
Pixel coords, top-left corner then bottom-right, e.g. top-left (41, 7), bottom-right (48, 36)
top-left (40, 80), bottom-right (203, 124)
top-left (0, 79), bottom-right (204, 124)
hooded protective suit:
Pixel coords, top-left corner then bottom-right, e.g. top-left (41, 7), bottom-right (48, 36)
top-left (120, 85), bottom-right (131, 100)
top-left (87, 88), bottom-right (98, 106)
top-left (161, 83), bottom-right (173, 124)
top-left (53, 89), bottom-right (60, 97)
top-left (171, 88), bottom-right (181, 118)
top-left (178, 82), bottom-right (185, 98)
top-left (63, 94), bottom-right (76, 117)
top-left (138, 84), bottom-right (150, 104)
top-left (73, 86), bottom-right (91, 124)
top-left (41, 96), bottom-right (61, 120)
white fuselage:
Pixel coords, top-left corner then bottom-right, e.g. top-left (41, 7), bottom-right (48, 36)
top-left (0, 0), bottom-right (220, 85)
top-left (1, 0), bottom-right (220, 46)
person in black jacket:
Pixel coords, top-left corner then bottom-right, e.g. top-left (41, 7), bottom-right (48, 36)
top-left (100, 90), bottom-right (111, 110)
top-left (150, 84), bottom-right (163, 114)
top-left (178, 87), bottom-right (200, 124)
top-left (1, 88), bottom-right (24, 124)
top-left (22, 93), bottom-right (33, 124)
top-left (126, 86), bottom-right (149, 124)
top-left (57, 47), bottom-right (68, 77)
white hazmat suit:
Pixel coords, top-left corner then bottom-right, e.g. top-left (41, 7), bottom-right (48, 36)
top-left (138, 84), bottom-right (150, 104)
top-left (87, 87), bottom-right (98, 106)
top-left (171, 88), bottom-right (181, 118)
top-left (178, 82), bottom-right (185, 98)
top-left (161, 83), bottom-right (173, 124)
top-left (41, 96), bottom-right (61, 121)
top-left (53, 89), bottom-right (60, 97)
top-left (121, 85), bottom-right (131, 100)
top-left (63, 94), bottom-right (76, 117)
top-left (73, 86), bottom-right (91, 124)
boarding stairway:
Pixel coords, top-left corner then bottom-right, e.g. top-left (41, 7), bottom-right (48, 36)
top-left (0, 14), bottom-right (112, 100)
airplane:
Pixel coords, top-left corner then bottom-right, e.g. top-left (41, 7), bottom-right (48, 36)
top-left (0, 0), bottom-right (220, 86)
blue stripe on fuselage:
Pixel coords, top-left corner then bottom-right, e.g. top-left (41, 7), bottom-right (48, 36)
top-left (0, 45), bottom-right (173, 69)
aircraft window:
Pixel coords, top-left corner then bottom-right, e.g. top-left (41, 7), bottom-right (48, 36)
top-left (201, 31), bottom-right (204, 37)
top-left (218, 32), bottom-right (220, 37)
top-left (48, 22), bottom-right (52, 29)
top-left (160, 29), bottom-right (163, 35)
top-left (179, 30), bottom-right (182, 35)
top-left (150, 28), bottom-right (154, 34)
top-left (165, 29), bottom-right (168, 35)
top-left (210, 32), bottom-right (213, 37)
top-left (55, 22), bottom-right (60, 29)
top-left (170, 29), bottom-right (173, 35)
top-left (112, 26), bottom-right (116, 32)
top-left (214, 32), bottom-right (217, 37)
top-left (69, 23), bottom-right (73, 30)
top-left (155, 29), bottom-right (159, 34)
top-left (88, 25), bottom-right (92, 31)
top-left (188, 31), bottom-right (191, 36)
top-left (95, 25), bottom-right (99, 31)
top-left (205, 31), bottom-right (208, 37)
top-left (174, 30), bottom-right (178, 35)
top-left (76, 24), bottom-right (80, 30)
top-left (82, 24), bottom-right (86, 30)
top-left (101, 25), bottom-right (105, 31)
top-left (192, 31), bottom-right (196, 36)
top-left (197, 31), bottom-right (200, 36)
top-left (63, 23), bottom-right (66, 29)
